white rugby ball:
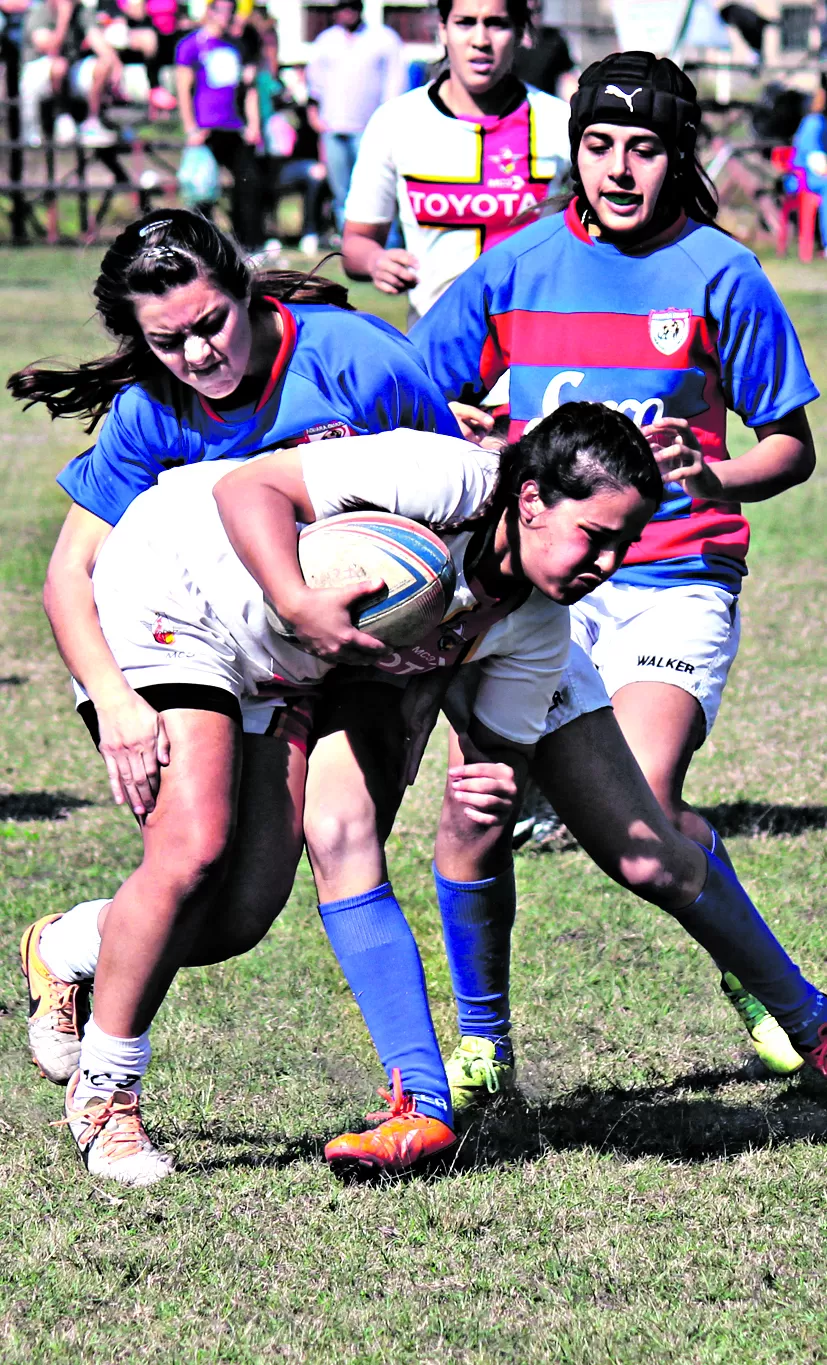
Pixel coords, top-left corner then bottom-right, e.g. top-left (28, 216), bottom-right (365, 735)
top-left (266, 510), bottom-right (456, 648)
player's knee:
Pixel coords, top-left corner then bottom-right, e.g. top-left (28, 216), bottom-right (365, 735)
top-left (145, 812), bottom-right (235, 899)
top-left (304, 799), bottom-right (380, 883)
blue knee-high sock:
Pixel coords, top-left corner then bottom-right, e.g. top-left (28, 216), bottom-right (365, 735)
top-left (433, 863), bottom-right (516, 1062)
top-left (708, 825), bottom-right (735, 876)
top-left (672, 850), bottom-right (827, 1051)
top-left (318, 882), bottom-right (452, 1125)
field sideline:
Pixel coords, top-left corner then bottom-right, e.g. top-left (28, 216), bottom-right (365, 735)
top-left (0, 246), bottom-right (826, 1363)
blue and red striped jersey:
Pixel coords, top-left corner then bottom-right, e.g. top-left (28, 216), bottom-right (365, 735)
top-left (411, 202), bottom-right (818, 590)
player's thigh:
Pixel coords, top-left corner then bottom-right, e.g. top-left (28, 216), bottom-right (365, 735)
top-left (532, 708), bottom-right (704, 909)
top-left (304, 680), bottom-right (408, 897)
top-left (140, 707), bottom-right (242, 881)
top-left (611, 682), bottom-right (705, 817)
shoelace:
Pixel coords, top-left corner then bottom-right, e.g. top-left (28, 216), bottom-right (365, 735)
top-left (53, 1091), bottom-right (148, 1159)
top-left (456, 1048), bottom-right (502, 1095)
top-left (365, 1067), bottom-right (418, 1124)
top-left (806, 1023), bottom-right (827, 1074)
top-left (48, 984), bottom-right (82, 1036)
top-left (726, 983), bottom-right (770, 1032)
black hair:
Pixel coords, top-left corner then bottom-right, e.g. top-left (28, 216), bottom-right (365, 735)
top-left (501, 401), bottom-right (662, 510)
top-left (7, 208), bottom-right (352, 432)
top-left (436, 0), bottom-right (530, 36)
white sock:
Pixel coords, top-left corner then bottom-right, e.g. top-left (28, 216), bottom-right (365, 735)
top-left (74, 1016), bottom-right (151, 1104)
top-left (39, 899), bottom-right (108, 983)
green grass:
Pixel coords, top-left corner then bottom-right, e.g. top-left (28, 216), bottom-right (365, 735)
top-left (1, 247), bottom-right (826, 1363)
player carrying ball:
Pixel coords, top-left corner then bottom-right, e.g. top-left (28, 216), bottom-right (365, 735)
top-left (23, 408), bottom-right (660, 1184)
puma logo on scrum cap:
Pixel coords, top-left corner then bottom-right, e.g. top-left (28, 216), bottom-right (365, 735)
top-left (604, 85), bottom-right (642, 113)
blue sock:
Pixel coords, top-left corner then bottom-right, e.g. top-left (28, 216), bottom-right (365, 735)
top-left (708, 824), bottom-right (735, 876)
top-left (672, 850), bottom-right (827, 1051)
top-left (318, 882), bottom-right (452, 1125)
top-left (433, 862), bottom-right (516, 1063)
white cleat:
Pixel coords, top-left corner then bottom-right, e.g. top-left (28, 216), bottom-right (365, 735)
top-left (59, 1073), bottom-right (175, 1187)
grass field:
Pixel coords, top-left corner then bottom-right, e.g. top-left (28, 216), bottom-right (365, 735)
top-left (0, 245), bottom-right (826, 1364)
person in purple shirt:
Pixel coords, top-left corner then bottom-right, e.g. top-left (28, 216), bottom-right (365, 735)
top-left (175, 0), bottom-right (264, 250)
top-left (306, 0), bottom-right (407, 233)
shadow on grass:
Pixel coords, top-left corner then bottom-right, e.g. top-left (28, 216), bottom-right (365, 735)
top-left (456, 1066), bottom-right (827, 1167)
top-left (171, 1126), bottom-right (327, 1174)
top-left (0, 675), bottom-right (27, 686)
top-left (0, 791), bottom-right (95, 821)
top-left (699, 802), bottom-right (827, 837)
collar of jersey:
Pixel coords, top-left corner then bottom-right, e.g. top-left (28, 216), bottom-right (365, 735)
top-left (198, 297), bottom-right (297, 424)
top-left (564, 199), bottom-right (689, 253)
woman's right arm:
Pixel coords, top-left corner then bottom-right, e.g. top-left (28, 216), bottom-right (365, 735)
top-left (44, 504), bottom-right (170, 817)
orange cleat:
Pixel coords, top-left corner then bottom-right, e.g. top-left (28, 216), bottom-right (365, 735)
top-left (325, 1068), bottom-right (456, 1176)
top-left (20, 915), bottom-right (90, 1084)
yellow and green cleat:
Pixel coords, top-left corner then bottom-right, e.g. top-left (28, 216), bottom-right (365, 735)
top-left (445, 1036), bottom-right (515, 1114)
top-left (721, 972), bottom-right (804, 1075)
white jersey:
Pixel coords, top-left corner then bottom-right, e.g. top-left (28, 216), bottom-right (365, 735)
top-left (344, 79), bottom-right (570, 316)
top-left (89, 430), bottom-right (570, 746)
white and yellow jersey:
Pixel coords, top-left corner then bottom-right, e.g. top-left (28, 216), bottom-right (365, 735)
top-left (344, 77), bottom-right (570, 317)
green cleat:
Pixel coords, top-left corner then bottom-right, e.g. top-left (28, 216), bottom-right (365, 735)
top-left (721, 972), bottom-right (804, 1075)
top-left (445, 1036), bottom-right (515, 1114)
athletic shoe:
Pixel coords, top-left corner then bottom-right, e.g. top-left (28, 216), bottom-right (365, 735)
top-left (53, 113), bottom-right (78, 145)
top-left (20, 915), bottom-right (90, 1084)
top-left (77, 117), bottom-right (118, 148)
top-left (721, 972), bottom-right (804, 1075)
top-left (299, 232), bottom-right (319, 256)
top-left (57, 1072), bottom-right (175, 1186)
top-left (324, 1068), bottom-right (456, 1176)
top-left (445, 1035), bottom-right (515, 1113)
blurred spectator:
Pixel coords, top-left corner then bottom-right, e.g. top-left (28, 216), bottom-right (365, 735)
top-left (513, 19), bottom-right (572, 96)
top-left (95, 0), bottom-right (182, 112)
top-left (792, 73), bottom-right (827, 254)
top-left (305, 0), bottom-right (407, 234)
top-left (20, 0), bottom-right (123, 145)
top-left (256, 26), bottom-right (328, 254)
top-left (175, 0), bottom-right (265, 250)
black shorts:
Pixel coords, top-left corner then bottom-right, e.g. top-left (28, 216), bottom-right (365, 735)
top-left (78, 683), bottom-right (241, 750)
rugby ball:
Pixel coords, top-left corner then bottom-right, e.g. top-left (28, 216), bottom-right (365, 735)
top-left (267, 510), bottom-right (456, 648)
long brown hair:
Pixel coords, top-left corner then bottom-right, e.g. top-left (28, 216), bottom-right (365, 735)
top-left (7, 209), bottom-right (352, 432)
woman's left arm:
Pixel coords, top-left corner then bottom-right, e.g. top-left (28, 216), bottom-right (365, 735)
top-left (646, 408), bottom-right (815, 504)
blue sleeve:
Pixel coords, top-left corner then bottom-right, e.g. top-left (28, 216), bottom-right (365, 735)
top-left (340, 320), bottom-right (461, 436)
top-left (409, 250), bottom-right (516, 403)
top-left (708, 256), bottom-right (819, 427)
top-left (56, 386), bottom-right (192, 524)
top-left (793, 114), bottom-right (827, 166)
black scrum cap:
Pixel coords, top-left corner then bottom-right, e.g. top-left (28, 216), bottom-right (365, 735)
top-left (569, 51), bottom-right (701, 165)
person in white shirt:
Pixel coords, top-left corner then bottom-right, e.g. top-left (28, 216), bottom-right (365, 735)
top-left (305, 0), bottom-right (407, 233)
top-left (342, 0), bottom-right (569, 320)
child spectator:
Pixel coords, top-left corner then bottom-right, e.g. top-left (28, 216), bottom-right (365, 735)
top-left (175, 0), bottom-right (264, 251)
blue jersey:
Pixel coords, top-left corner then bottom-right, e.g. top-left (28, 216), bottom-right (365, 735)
top-left (58, 300), bottom-right (460, 525)
top-left (411, 203), bottom-right (818, 592)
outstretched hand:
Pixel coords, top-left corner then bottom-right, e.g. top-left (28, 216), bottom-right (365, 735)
top-left (448, 732), bottom-right (520, 827)
top-left (643, 417), bottom-right (723, 501)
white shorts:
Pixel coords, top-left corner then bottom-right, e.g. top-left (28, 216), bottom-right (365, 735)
top-left (79, 557), bottom-right (306, 737)
top-left (568, 579), bottom-right (740, 737)
top-left (445, 642), bottom-right (611, 741)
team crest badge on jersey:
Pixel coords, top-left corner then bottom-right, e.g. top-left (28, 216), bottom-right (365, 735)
top-left (649, 309), bottom-right (691, 356)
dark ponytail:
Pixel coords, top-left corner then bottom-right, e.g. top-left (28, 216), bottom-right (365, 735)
top-left (7, 209), bottom-right (352, 432)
